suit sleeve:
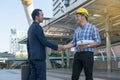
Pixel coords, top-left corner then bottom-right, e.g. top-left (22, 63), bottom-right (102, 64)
top-left (34, 25), bottom-right (58, 50)
top-left (27, 38), bottom-right (30, 59)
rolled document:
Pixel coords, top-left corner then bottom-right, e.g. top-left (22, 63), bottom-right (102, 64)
top-left (77, 40), bottom-right (94, 45)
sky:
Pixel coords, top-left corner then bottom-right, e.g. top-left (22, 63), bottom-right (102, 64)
top-left (0, 0), bottom-right (53, 52)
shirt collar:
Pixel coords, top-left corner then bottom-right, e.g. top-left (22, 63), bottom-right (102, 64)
top-left (80, 22), bottom-right (89, 29)
top-left (33, 21), bottom-right (39, 24)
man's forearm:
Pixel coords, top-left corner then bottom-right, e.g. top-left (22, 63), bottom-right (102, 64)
top-left (88, 42), bottom-right (100, 48)
top-left (63, 43), bottom-right (74, 49)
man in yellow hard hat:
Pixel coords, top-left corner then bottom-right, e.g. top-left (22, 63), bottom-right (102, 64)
top-left (63, 7), bottom-right (101, 80)
top-left (75, 7), bottom-right (89, 21)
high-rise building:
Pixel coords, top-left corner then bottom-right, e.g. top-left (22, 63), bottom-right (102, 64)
top-left (53, 0), bottom-right (77, 17)
top-left (10, 28), bottom-right (27, 57)
top-left (10, 28), bottom-right (18, 54)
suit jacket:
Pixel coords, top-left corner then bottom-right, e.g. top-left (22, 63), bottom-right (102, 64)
top-left (27, 21), bottom-right (58, 60)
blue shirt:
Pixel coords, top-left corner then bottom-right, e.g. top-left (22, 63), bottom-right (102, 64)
top-left (71, 23), bottom-right (101, 52)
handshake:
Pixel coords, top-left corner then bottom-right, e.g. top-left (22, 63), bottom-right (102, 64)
top-left (57, 44), bottom-right (66, 51)
top-left (57, 43), bottom-right (73, 51)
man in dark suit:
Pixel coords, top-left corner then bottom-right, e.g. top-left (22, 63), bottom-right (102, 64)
top-left (27, 9), bottom-right (63, 80)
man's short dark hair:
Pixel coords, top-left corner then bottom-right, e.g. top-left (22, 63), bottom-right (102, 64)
top-left (31, 9), bottom-right (42, 20)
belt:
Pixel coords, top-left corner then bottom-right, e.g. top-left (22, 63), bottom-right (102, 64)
top-left (76, 51), bottom-right (93, 54)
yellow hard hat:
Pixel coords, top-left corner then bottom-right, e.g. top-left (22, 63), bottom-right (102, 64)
top-left (75, 8), bottom-right (89, 16)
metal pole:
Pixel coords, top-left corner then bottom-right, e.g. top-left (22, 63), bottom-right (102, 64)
top-left (46, 47), bottom-right (52, 69)
top-left (105, 15), bottom-right (112, 72)
top-left (111, 47), bottom-right (116, 61)
top-left (61, 51), bottom-right (64, 68)
top-left (66, 49), bottom-right (70, 68)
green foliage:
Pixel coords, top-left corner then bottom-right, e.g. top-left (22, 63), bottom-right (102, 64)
top-left (49, 51), bottom-right (67, 57)
top-left (49, 52), bottom-right (61, 57)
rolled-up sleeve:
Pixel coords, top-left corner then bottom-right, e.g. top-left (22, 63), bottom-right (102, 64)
top-left (71, 33), bottom-right (77, 47)
top-left (93, 26), bottom-right (101, 44)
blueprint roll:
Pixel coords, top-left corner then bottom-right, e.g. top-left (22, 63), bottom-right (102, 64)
top-left (77, 40), bottom-right (94, 45)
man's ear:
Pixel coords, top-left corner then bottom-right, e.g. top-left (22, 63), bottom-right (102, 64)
top-left (35, 15), bottom-right (38, 19)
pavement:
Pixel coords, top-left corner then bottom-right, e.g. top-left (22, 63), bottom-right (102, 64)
top-left (0, 69), bottom-right (119, 80)
top-left (47, 68), bottom-right (120, 80)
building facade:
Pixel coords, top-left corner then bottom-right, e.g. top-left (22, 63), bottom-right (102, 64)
top-left (53, 0), bottom-right (77, 17)
top-left (10, 28), bottom-right (27, 57)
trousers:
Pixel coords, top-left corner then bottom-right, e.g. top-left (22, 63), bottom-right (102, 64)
top-left (71, 51), bottom-right (94, 80)
top-left (29, 60), bottom-right (46, 80)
